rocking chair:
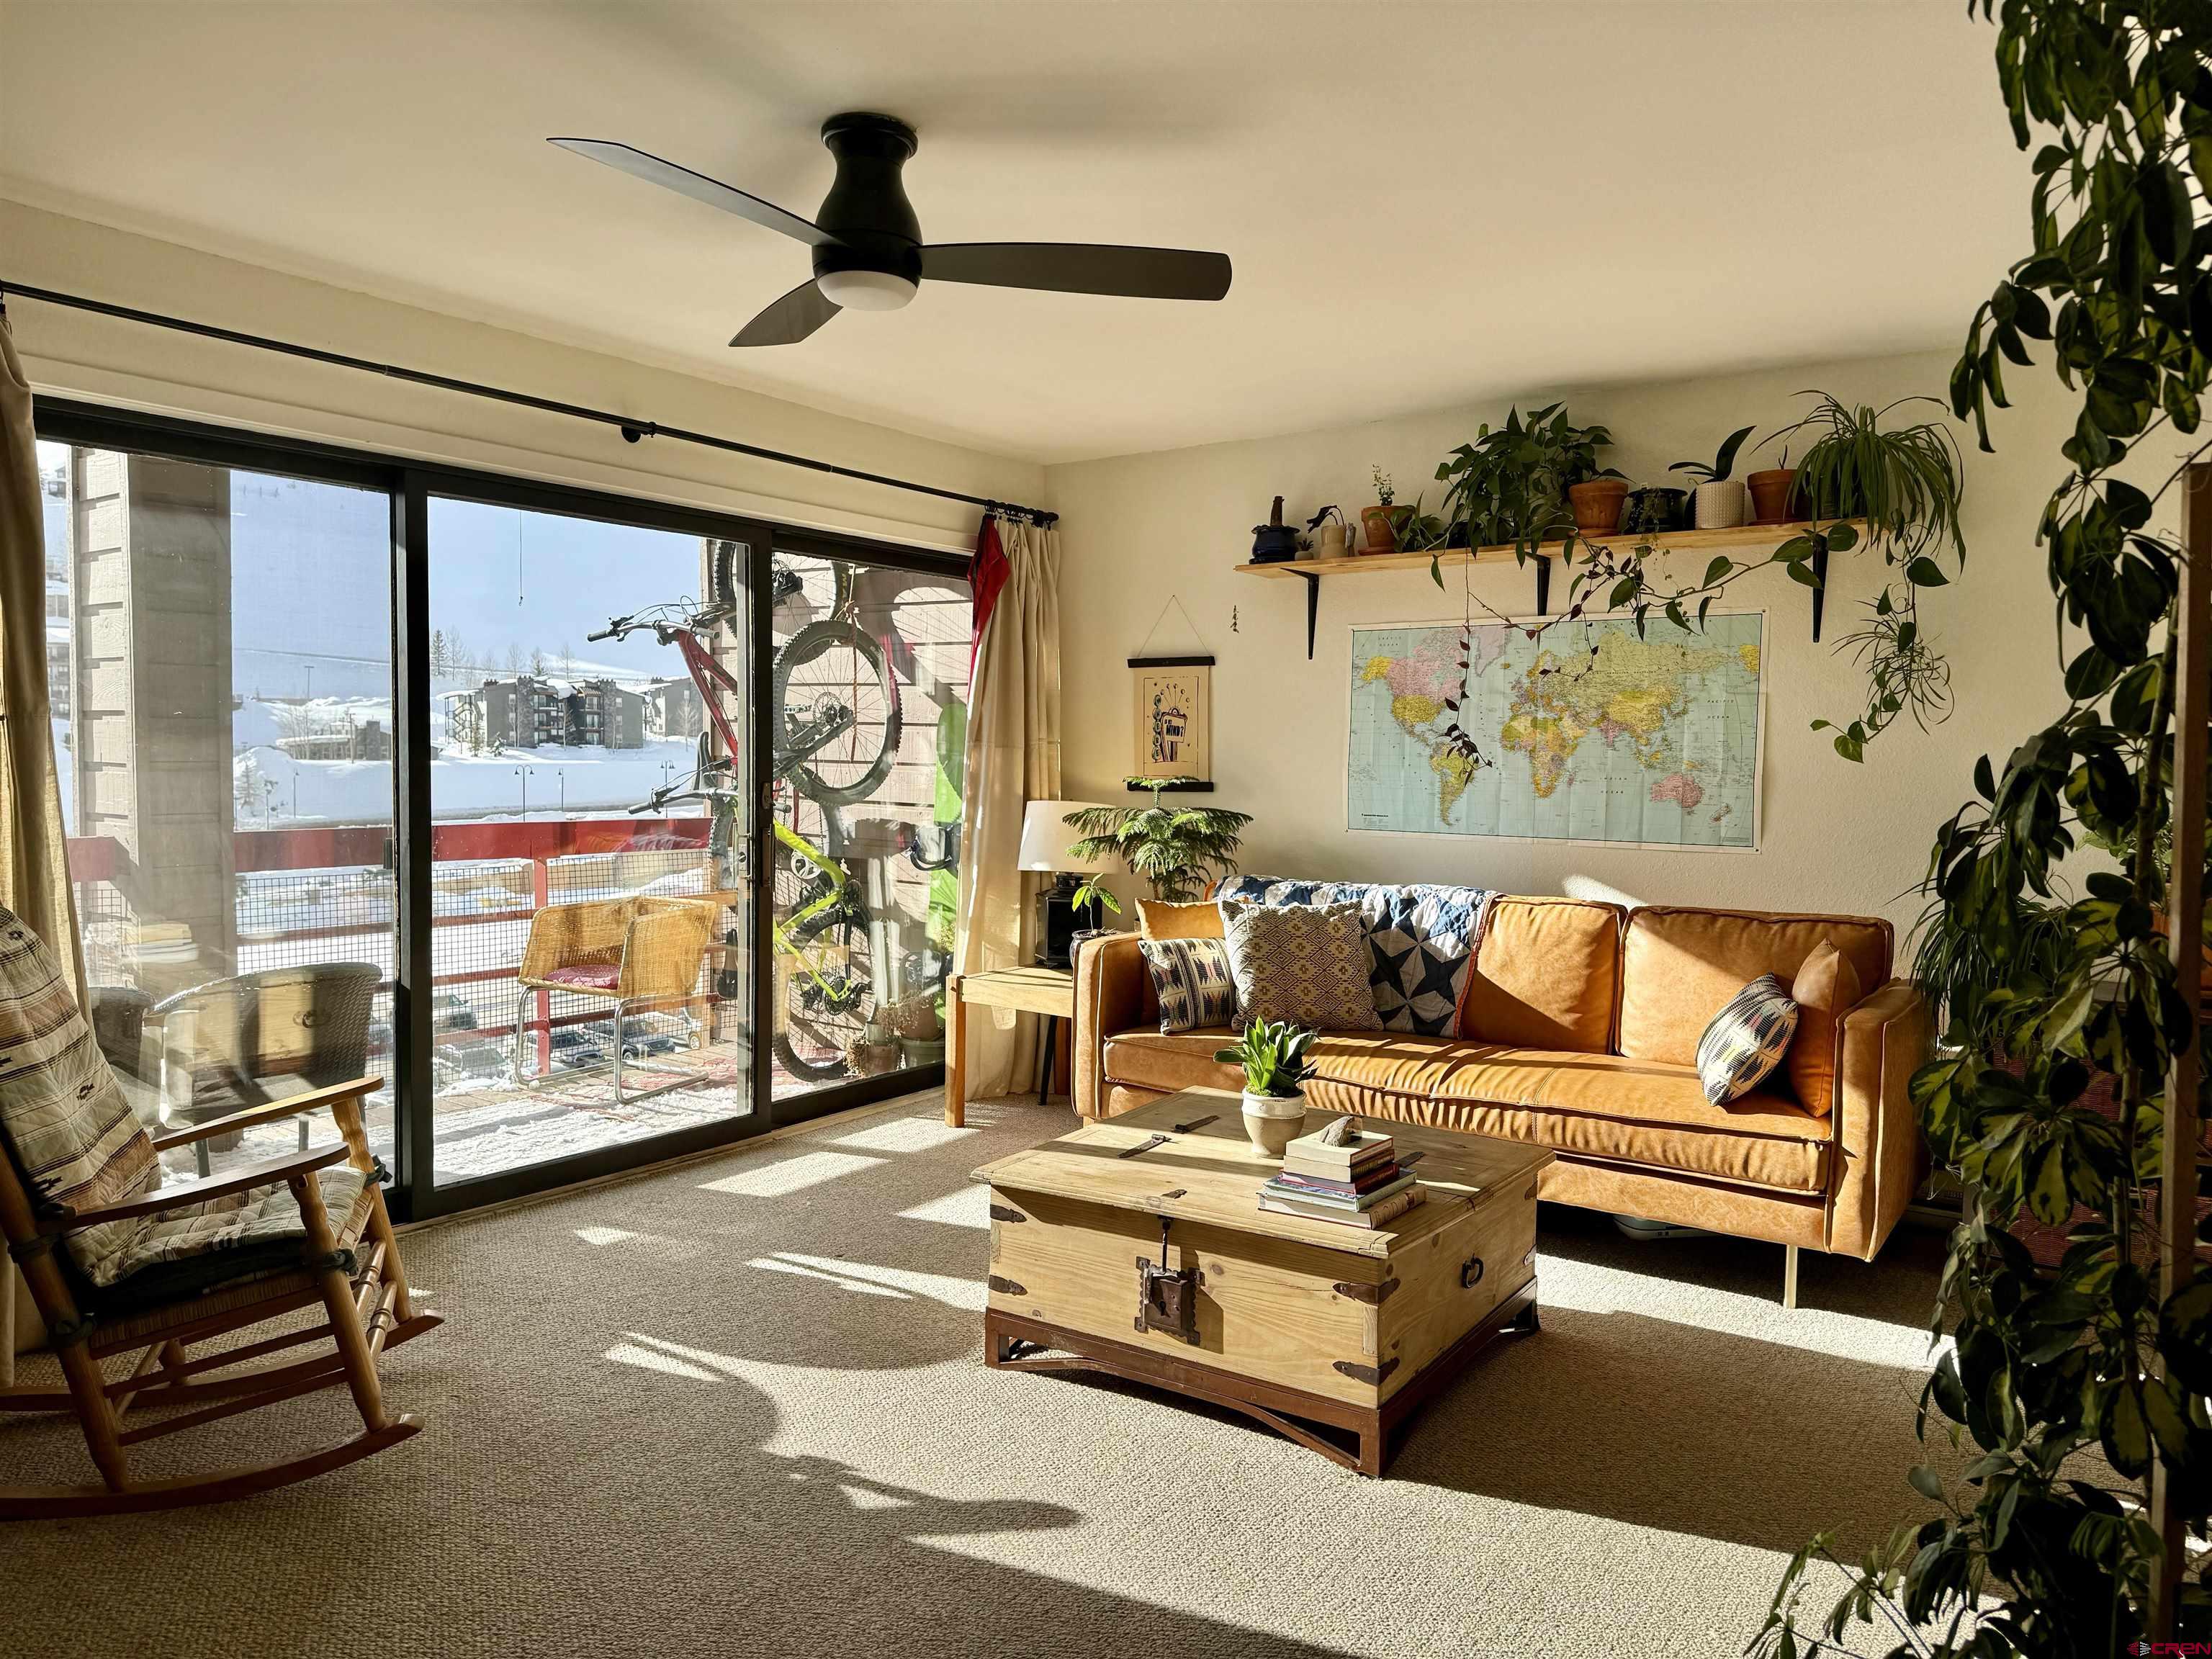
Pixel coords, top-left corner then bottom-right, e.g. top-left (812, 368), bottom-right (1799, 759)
top-left (512, 894), bottom-right (719, 1104)
top-left (0, 911), bottom-right (439, 1518)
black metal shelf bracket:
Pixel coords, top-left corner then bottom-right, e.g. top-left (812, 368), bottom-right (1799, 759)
top-left (1810, 539), bottom-right (1830, 642)
top-left (1534, 554), bottom-right (1552, 618)
top-left (1297, 570), bottom-right (1321, 660)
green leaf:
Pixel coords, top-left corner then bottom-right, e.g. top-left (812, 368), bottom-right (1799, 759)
top-left (1907, 1464), bottom-right (1946, 1503)
top-left (1703, 556), bottom-right (1732, 587)
top-left (1905, 557), bottom-right (1949, 588)
top-left (1823, 522), bottom-right (1858, 553)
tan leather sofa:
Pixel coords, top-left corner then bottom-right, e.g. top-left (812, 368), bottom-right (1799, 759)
top-left (1074, 896), bottom-right (1930, 1298)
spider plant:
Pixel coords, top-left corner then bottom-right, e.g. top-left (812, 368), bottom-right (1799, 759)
top-left (1762, 393), bottom-right (1966, 574)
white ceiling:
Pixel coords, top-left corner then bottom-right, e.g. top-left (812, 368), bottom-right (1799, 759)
top-left (0, 1), bottom-right (2025, 466)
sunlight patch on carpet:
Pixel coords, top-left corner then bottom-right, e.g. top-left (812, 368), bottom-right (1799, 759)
top-left (603, 1341), bottom-right (724, 1382)
top-left (747, 1256), bottom-right (909, 1298)
top-left (828, 1118), bottom-right (976, 1154)
top-left (700, 1150), bottom-right (884, 1197)
top-left (775, 1252), bottom-right (986, 1311)
top-left (896, 1184), bottom-right (992, 1229)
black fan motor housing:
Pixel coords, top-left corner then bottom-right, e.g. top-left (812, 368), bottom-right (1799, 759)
top-left (813, 112), bottom-right (923, 284)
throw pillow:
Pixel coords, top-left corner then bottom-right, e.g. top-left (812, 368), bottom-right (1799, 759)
top-left (1784, 940), bottom-right (1863, 1115)
top-left (1213, 875), bottom-right (1491, 1035)
top-left (1138, 899), bottom-right (1224, 942)
top-left (1694, 973), bottom-right (1799, 1105)
top-left (1221, 901), bottom-right (1382, 1032)
top-left (1140, 936), bottom-right (1238, 1034)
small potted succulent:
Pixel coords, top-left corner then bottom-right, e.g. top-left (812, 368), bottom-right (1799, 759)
top-left (1360, 467), bottom-right (1400, 554)
top-left (1669, 424), bottom-right (1755, 529)
top-left (1215, 1017), bottom-right (1318, 1155)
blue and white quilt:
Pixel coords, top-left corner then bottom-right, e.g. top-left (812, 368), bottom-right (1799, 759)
top-left (1213, 876), bottom-right (1493, 1037)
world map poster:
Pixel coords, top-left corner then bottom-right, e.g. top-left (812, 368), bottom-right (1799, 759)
top-left (1346, 611), bottom-right (1765, 848)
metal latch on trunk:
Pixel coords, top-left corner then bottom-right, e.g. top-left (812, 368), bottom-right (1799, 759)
top-left (1135, 1215), bottom-right (1200, 1344)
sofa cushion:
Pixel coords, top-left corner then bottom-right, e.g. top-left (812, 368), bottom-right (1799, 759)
top-left (1220, 901), bottom-right (1380, 1031)
top-left (1618, 906), bottom-right (1892, 1067)
top-left (1785, 940), bottom-right (1863, 1115)
top-left (1694, 974), bottom-right (1799, 1103)
top-left (1138, 899), bottom-right (1223, 941)
top-left (1213, 876), bottom-right (1491, 1035)
top-left (1138, 936), bottom-right (1238, 1033)
top-left (1456, 896), bottom-right (1623, 1053)
top-left (1100, 1030), bottom-right (1832, 1194)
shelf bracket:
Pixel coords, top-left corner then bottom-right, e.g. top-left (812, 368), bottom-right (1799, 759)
top-left (1534, 555), bottom-right (1552, 617)
top-left (1809, 540), bottom-right (1829, 642)
top-left (1296, 570), bottom-right (1321, 660)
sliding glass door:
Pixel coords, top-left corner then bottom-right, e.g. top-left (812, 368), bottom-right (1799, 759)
top-left (34, 403), bottom-right (971, 1220)
top-left (423, 495), bottom-right (755, 1195)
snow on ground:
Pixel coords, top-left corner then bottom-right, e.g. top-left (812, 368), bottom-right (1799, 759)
top-left (230, 693), bottom-right (699, 824)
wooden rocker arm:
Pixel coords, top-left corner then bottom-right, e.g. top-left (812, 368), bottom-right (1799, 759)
top-left (150, 1075), bottom-right (385, 1160)
top-left (50, 1143), bottom-right (353, 1233)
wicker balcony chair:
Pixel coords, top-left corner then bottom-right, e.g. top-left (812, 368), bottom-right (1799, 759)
top-left (148, 961), bottom-right (382, 1174)
top-left (0, 909), bottom-right (438, 1518)
top-left (512, 894), bottom-right (720, 1104)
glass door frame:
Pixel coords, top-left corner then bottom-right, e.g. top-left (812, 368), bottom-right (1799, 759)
top-left (34, 398), bottom-right (970, 1224)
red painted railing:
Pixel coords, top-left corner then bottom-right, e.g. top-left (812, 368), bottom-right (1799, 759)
top-left (68, 818), bottom-right (717, 1059)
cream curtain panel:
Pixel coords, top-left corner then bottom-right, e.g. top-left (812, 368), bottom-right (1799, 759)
top-left (1, 307), bottom-right (78, 1367)
top-left (954, 514), bottom-right (1061, 1099)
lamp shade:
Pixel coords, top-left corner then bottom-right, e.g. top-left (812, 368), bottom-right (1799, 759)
top-left (1017, 800), bottom-right (1114, 874)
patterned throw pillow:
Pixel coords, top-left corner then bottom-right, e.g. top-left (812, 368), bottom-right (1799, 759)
top-left (1221, 901), bottom-right (1382, 1033)
top-left (1140, 937), bottom-right (1238, 1033)
top-left (1213, 875), bottom-right (1491, 1035)
top-left (1694, 974), bottom-right (1800, 1105)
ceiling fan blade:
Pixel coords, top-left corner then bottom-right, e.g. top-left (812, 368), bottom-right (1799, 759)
top-left (549, 138), bottom-right (838, 248)
top-left (731, 279), bottom-right (840, 348)
top-left (920, 243), bottom-right (1231, 301)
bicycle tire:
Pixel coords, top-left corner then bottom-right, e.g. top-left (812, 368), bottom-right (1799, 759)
top-left (772, 619), bottom-right (902, 806)
top-left (707, 539), bottom-right (742, 613)
top-left (775, 901), bottom-right (872, 1082)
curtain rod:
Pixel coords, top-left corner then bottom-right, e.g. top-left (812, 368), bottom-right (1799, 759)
top-left (0, 279), bottom-right (1058, 527)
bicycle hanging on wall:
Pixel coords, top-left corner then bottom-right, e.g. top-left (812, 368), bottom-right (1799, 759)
top-left (590, 539), bottom-right (956, 1084)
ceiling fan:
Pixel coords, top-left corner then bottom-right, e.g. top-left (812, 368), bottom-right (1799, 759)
top-left (549, 112), bottom-right (1232, 347)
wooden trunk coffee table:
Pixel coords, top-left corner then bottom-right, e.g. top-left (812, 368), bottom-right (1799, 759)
top-left (974, 1087), bottom-right (1552, 1476)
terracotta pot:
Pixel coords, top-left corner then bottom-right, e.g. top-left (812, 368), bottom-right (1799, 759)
top-left (1692, 479), bottom-right (1748, 529)
top-left (1359, 505), bottom-right (1399, 554)
top-left (1568, 478), bottom-right (1629, 535)
top-left (1746, 468), bottom-right (1802, 525)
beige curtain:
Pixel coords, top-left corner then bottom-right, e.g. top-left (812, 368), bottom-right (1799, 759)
top-left (1, 307), bottom-right (77, 1366)
top-left (955, 514), bottom-right (1061, 1098)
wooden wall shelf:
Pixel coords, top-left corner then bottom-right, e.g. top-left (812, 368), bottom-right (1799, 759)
top-left (1236, 520), bottom-right (1862, 658)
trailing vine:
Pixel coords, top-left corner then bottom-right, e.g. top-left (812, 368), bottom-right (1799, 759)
top-left (1750, 3), bottom-right (2212, 1653)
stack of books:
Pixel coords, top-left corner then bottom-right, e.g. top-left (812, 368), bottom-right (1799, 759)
top-left (1257, 1121), bottom-right (1425, 1229)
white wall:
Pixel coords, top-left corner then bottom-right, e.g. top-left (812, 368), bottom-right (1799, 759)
top-left (1, 199), bottom-right (1044, 551)
top-left (1048, 349), bottom-right (2164, 942)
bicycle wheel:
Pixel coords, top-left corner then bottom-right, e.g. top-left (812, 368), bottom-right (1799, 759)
top-left (772, 619), bottom-right (902, 806)
top-left (774, 901), bottom-right (873, 1082)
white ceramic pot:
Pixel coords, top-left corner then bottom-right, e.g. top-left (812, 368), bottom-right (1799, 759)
top-left (1241, 1089), bottom-right (1308, 1156)
top-left (1693, 480), bottom-right (1749, 529)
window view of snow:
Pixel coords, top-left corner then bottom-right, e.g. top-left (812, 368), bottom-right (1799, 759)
top-left (42, 442), bottom-right (971, 1192)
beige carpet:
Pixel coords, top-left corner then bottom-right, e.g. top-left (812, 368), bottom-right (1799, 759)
top-left (0, 1092), bottom-right (1952, 1658)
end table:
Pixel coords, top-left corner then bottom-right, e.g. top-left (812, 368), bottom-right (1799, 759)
top-left (943, 963), bottom-right (1075, 1126)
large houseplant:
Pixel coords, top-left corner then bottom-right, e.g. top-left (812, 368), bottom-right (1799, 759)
top-left (1434, 403), bottom-right (1617, 559)
top-left (1752, 2), bottom-right (2212, 1653)
top-left (1065, 779), bottom-right (1252, 905)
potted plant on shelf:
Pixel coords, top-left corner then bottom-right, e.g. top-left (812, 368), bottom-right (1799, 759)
top-left (1215, 1017), bottom-right (1318, 1155)
top-left (1303, 503), bottom-right (1352, 561)
top-left (1761, 392), bottom-right (1964, 559)
top-left (1668, 425), bottom-right (1755, 529)
top-left (1064, 779), bottom-right (1253, 903)
top-left (1745, 447), bottom-right (1801, 525)
top-left (1436, 403), bottom-right (1619, 552)
top-left (1359, 467), bottom-right (1399, 554)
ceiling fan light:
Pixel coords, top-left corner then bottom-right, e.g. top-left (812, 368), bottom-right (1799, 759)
top-left (817, 269), bottom-right (917, 311)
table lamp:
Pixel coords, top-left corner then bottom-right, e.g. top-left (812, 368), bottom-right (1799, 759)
top-left (1018, 799), bottom-right (1115, 968)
